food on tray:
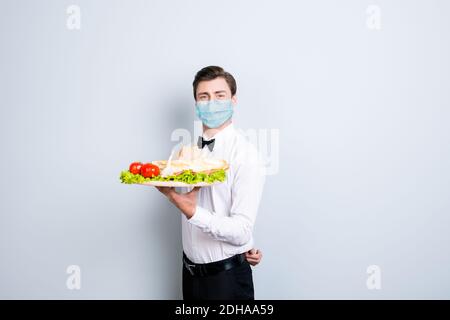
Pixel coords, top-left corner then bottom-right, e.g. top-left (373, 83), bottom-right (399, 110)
top-left (120, 146), bottom-right (228, 185)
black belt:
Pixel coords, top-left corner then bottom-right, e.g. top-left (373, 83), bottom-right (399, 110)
top-left (183, 252), bottom-right (246, 277)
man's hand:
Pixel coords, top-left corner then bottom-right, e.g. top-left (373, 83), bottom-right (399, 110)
top-left (245, 249), bottom-right (262, 266)
top-left (155, 186), bottom-right (200, 219)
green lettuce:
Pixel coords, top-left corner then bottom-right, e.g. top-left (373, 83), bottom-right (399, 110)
top-left (120, 169), bottom-right (226, 185)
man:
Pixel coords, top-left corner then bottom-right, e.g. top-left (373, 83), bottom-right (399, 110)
top-left (156, 66), bottom-right (265, 300)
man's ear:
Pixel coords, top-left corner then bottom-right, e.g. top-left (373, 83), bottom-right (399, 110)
top-left (231, 95), bottom-right (237, 105)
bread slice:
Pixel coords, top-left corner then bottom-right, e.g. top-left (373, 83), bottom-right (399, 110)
top-left (151, 158), bottom-right (229, 175)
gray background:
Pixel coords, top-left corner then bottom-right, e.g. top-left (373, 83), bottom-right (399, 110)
top-left (1, 0), bottom-right (449, 299)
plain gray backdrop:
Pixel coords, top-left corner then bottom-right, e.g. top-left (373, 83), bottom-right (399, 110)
top-left (1, 0), bottom-right (449, 299)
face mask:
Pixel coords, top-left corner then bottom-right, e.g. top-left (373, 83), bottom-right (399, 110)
top-left (195, 99), bottom-right (234, 128)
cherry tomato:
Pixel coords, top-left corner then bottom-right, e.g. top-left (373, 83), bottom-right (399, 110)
top-left (140, 163), bottom-right (160, 178)
top-left (129, 162), bottom-right (143, 175)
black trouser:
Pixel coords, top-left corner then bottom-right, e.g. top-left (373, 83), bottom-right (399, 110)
top-left (182, 258), bottom-right (254, 300)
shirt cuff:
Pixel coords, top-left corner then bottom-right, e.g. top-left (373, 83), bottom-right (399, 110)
top-left (188, 205), bottom-right (213, 229)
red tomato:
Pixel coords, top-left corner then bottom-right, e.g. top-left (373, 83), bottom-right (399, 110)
top-left (129, 162), bottom-right (143, 175)
top-left (140, 163), bottom-right (160, 178)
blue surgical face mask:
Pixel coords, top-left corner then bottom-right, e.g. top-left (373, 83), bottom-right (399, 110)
top-left (195, 99), bottom-right (234, 128)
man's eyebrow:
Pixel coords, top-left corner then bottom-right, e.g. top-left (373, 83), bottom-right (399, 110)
top-left (197, 92), bottom-right (210, 96)
top-left (214, 90), bottom-right (227, 94)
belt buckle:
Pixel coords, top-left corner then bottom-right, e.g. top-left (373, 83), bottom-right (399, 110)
top-left (183, 259), bottom-right (196, 276)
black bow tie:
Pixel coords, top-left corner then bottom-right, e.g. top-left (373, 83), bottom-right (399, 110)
top-left (197, 136), bottom-right (215, 151)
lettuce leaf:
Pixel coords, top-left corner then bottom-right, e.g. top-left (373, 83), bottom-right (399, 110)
top-left (120, 169), bottom-right (226, 185)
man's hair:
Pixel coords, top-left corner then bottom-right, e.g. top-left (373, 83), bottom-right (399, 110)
top-left (192, 66), bottom-right (237, 99)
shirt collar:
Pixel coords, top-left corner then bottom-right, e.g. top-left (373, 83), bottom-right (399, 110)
top-left (202, 122), bottom-right (235, 142)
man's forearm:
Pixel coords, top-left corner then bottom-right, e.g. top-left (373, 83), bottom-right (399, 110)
top-left (188, 206), bottom-right (254, 246)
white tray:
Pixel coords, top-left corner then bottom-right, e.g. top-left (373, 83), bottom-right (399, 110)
top-left (137, 180), bottom-right (223, 187)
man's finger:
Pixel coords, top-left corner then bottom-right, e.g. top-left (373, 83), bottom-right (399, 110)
top-left (245, 252), bottom-right (256, 257)
top-left (186, 186), bottom-right (201, 195)
top-left (155, 186), bottom-right (175, 197)
top-left (245, 255), bottom-right (259, 262)
top-left (156, 186), bottom-right (165, 192)
top-left (190, 186), bottom-right (201, 193)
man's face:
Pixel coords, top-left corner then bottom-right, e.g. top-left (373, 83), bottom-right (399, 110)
top-left (195, 77), bottom-right (237, 105)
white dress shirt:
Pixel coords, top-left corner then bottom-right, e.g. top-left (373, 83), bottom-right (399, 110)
top-left (178, 122), bottom-right (266, 264)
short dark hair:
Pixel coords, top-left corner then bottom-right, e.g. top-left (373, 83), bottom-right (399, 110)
top-left (192, 66), bottom-right (237, 99)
